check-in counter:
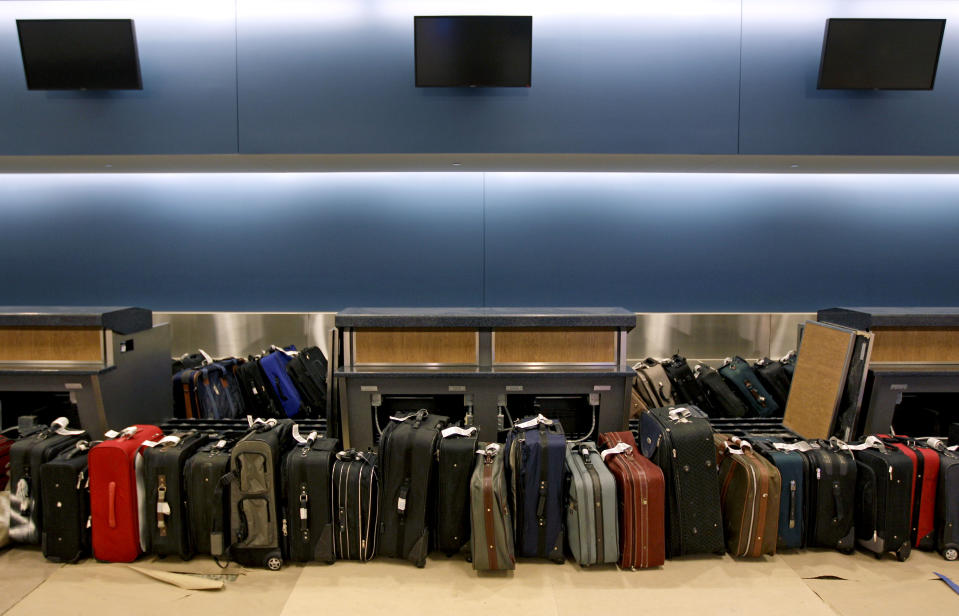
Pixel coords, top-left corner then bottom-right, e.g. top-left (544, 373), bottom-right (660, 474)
top-left (335, 307), bottom-right (637, 449)
top-left (0, 306), bottom-right (171, 437)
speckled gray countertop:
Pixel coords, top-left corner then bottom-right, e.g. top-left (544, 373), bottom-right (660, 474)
top-left (335, 307), bottom-right (636, 329)
top-left (0, 306), bottom-right (152, 334)
top-left (818, 307), bottom-right (959, 329)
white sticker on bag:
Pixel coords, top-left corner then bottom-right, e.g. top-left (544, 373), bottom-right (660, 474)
top-left (441, 426), bottom-right (477, 439)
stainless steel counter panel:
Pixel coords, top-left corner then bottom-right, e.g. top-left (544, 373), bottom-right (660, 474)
top-left (155, 311), bottom-right (810, 363)
top-left (154, 312), bottom-right (334, 359)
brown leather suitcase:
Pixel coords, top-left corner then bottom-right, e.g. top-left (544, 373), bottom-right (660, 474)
top-left (716, 435), bottom-right (781, 557)
top-left (598, 431), bottom-right (665, 569)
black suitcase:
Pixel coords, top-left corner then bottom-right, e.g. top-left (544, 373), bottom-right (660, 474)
top-left (638, 406), bottom-right (724, 557)
top-left (9, 419), bottom-right (88, 545)
top-left (852, 437), bottom-right (913, 561)
top-left (332, 449), bottom-right (379, 561)
top-left (236, 360), bottom-right (284, 419)
top-left (217, 419), bottom-right (295, 570)
top-left (285, 347), bottom-right (328, 420)
top-left (695, 363), bottom-right (749, 419)
top-left (378, 410), bottom-right (449, 567)
top-left (282, 430), bottom-right (340, 563)
top-left (803, 440), bottom-right (856, 552)
top-left (434, 426), bottom-right (477, 556)
top-left (719, 356), bottom-right (780, 418)
top-left (753, 358), bottom-right (791, 409)
top-left (143, 431), bottom-right (209, 558)
top-left (40, 440), bottom-right (93, 562)
top-left (184, 436), bottom-right (236, 557)
top-left (663, 355), bottom-right (712, 414)
top-left (925, 438), bottom-right (959, 560)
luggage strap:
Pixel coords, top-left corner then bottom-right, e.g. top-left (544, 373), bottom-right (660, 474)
top-left (601, 442), bottom-right (632, 460)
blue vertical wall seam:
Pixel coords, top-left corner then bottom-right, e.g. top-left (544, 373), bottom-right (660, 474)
top-left (234, 0), bottom-right (241, 153)
top-left (736, 0), bottom-right (744, 155)
top-left (482, 172), bottom-right (487, 307)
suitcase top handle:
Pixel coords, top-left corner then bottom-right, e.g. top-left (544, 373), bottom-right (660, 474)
top-left (601, 442), bottom-right (632, 460)
top-left (667, 408), bottom-right (693, 423)
top-left (336, 448), bottom-right (374, 464)
top-left (515, 414), bottom-right (554, 429)
top-left (926, 438), bottom-right (959, 453)
top-left (478, 443), bottom-right (500, 462)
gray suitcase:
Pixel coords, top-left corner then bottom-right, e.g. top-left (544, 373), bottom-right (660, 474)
top-left (469, 442), bottom-right (515, 571)
top-left (565, 442), bottom-right (619, 566)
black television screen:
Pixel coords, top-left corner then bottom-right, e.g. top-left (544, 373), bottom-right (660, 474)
top-left (17, 19), bottom-right (142, 90)
top-left (414, 16), bottom-right (532, 87)
top-left (818, 18), bottom-right (946, 90)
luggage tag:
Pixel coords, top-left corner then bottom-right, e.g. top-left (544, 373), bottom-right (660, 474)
top-left (104, 426), bottom-right (139, 440)
top-left (246, 416), bottom-right (277, 429)
top-left (50, 417), bottom-right (85, 436)
top-left (667, 408), bottom-right (692, 423)
top-left (843, 436), bottom-right (887, 452)
top-left (926, 438), bottom-right (959, 453)
top-left (515, 414), bottom-right (553, 429)
top-left (600, 442), bottom-right (632, 460)
top-left (773, 441), bottom-right (816, 453)
top-left (442, 426), bottom-right (477, 439)
top-left (291, 424), bottom-right (318, 445)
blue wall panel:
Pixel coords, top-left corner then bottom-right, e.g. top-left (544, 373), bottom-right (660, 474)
top-left (483, 173), bottom-right (959, 311)
top-left (236, 1), bottom-right (741, 154)
top-left (740, 1), bottom-right (959, 155)
top-left (0, 1), bottom-right (238, 155)
top-left (0, 173), bottom-right (485, 310)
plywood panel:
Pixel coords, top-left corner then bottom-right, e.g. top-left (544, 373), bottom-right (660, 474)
top-left (870, 327), bottom-right (959, 362)
top-left (782, 321), bottom-right (854, 440)
top-left (0, 327), bottom-right (103, 362)
top-left (354, 329), bottom-right (475, 365)
top-left (494, 328), bottom-right (617, 364)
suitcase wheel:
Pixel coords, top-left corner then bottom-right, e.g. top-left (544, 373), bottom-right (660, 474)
top-left (873, 551), bottom-right (883, 560)
top-left (895, 542), bottom-right (911, 562)
top-left (943, 547), bottom-right (958, 562)
top-left (265, 553), bottom-right (283, 571)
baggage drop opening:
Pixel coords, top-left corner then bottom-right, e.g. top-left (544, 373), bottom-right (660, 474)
top-left (371, 394), bottom-right (471, 443)
top-left (504, 394), bottom-right (597, 441)
top-left (890, 392), bottom-right (959, 437)
top-left (0, 391), bottom-right (79, 429)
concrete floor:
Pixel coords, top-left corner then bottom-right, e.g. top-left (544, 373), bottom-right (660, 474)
top-left (1, 547), bottom-right (957, 616)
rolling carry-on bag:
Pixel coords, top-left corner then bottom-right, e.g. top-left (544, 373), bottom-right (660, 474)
top-left (662, 355), bottom-right (712, 414)
top-left (435, 425), bottom-right (478, 557)
top-left (184, 436), bottom-right (236, 557)
top-left (802, 439), bottom-right (856, 552)
top-left (753, 358), bottom-right (791, 410)
top-left (505, 414), bottom-right (567, 563)
top-left (285, 346), bottom-right (328, 420)
top-left (236, 360), bottom-right (284, 419)
top-left (217, 418), bottom-right (294, 570)
top-left (259, 348), bottom-right (305, 419)
top-left (639, 406), bottom-right (724, 557)
top-left (332, 449), bottom-right (379, 561)
top-left (924, 438), bottom-right (959, 560)
top-left (565, 441), bottom-right (619, 566)
top-left (633, 359), bottom-right (676, 410)
top-left (598, 431), bottom-right (665, 569)
top-left (470, 442), bottom-right (515, 571)
top-left (89, 424), bottom-right (164, 562)
top-left (719, 357), bottom-right (780, 418)
top-left (9, 418), bottom-right (88, 545)
top-left (40, 439), bottom-right (93, 562)
top-left (694, 363), bottom-right (749, 419)
top-left (850, 436), bottom-right (913, 561)
top-left (750, 438), bottom-right (808, 550)
top-left (878, 434), bottom-right (939, 551)
top-left (282, 428), bottom-right (340, 563)
top-left (716, 436), bottom-right (781, 557)
top-left (379, 410), bottom-right (448, 567)
top-left (142, 431), bottom-right (208, 558)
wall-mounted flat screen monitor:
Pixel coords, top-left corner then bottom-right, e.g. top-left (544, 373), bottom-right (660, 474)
top-left (414, 16), bottom-right (532, 87)
top-left (818, 18), bottom-right (946, 90)
top-left (17, 19), bottom-right (142, 90)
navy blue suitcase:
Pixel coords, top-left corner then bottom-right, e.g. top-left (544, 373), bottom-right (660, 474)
top-left (752, 439), bottom-right (807, 549)
top-left (504, 415), bottom-right (566, 563)
top-left (719, 356), bottom-right (780, 418)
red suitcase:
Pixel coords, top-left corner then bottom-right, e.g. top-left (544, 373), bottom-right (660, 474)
top-left (598, 431), bottom-right (665, 569)
top-left (89, 425), bottom-right (163, 562)
top-left (878, 434), bottom-right (940, 550)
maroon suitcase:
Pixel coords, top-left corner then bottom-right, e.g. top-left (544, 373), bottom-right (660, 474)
top-left (598, 431), bottom-right (665, 569)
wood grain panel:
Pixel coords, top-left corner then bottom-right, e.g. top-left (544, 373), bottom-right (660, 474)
top-left (0, 327), bottom-right (103, 362)
top-left (494, 328), bottom-right (616, 364)
top-left (783, 322), bottom-right (854, 440)
top-left (354, 328), bottom-right (476, 364)
top-left (870, 327), bottom-right (959, 362)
